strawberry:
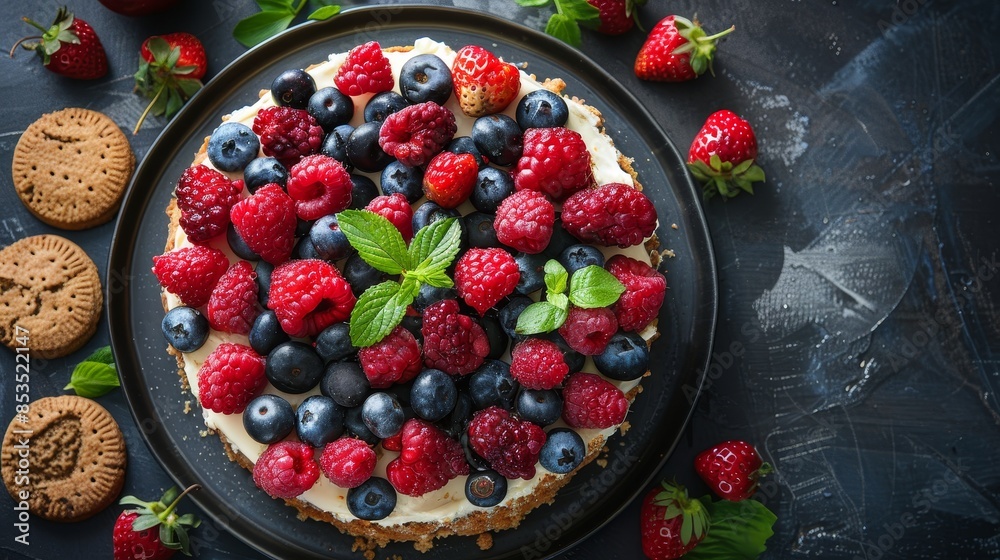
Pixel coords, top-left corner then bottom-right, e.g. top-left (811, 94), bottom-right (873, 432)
top-left (585, 0), bottom-right (646, 35)
top-left (687, 109), bottom-right (766, 199)
top-left (694, 440), bottom-right (772, 502)
top-left (451, 45), bottom-right (520, 118)
top-left (11, 6), bottom-right (108, 80)
top-left (423, 151), bottom-right (479, 208)
top-left (640, 481), bottom-right (709, 560)
top-left (634, 15), bottom-right (734, 82)
top-left (112, 485), bottom-right (201, 560)
top-left (133, 32), bottom-right (207, 133)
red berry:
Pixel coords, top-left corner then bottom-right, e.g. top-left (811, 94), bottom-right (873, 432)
top-left (112, 511), bottom-right (173, 560)
top-left (320, 437), bottom-right (377, 488)
top-left (15, 8), bottom-right (108, 80)
top-left (133, 32), bottom-right (206, 131)
top-left (694, 440), bottom-right (771, 501)
top-left (152, 245), bottom-right (230, 308)
top-left (366, 193), bottom-right (414, 241)
top-left (467, 406), bottom-right (546, 480)
top-left (139, 32), bottom-right (207, 80)
top-left (687, 109), bottom-right (765, 199)
top-left (640, 481), bottom-right (709, 559)
top-left (557, 306), bottom-right (618, 355)
top-left (197, 343), bottom-right (266, 414)
top-left (230, 184), bottom-right (297, 265)
top-left (386, 419), bottom-right (469, 497)
top-left (451, 45), bottom-right (521, 118)
top-left (357, 326), bottom-right (422, 388)
top-left (453, 248), bottom-right (520, 315)
top-left (378, 101), bottom-right (457, 167)
top-left (561, 372), bottom-right (628, 429)
top-left (586, 0), bottom-right (644, 35)
top-left (112, 485), bottom-right (200, 560)
top-left (267, 259), bottom-right (356, 337)
top-left (286, 154), bottom-right (353, 221)
top-left (253, 441), bottom-right (320, 499)
top-left (206, 260), bottom-right (259, 334)
top-left (514, 127), bottom-right (593, 201)
top-left (381, 433), bottom-right (402, 452)
top-left (561, 183), bottom-right (657, 247)
top-left (421, 299), bottom-right (490, 376)
top-left (634, 15), bottom-right (734, 82)
top-left (334, 41), bottom-right (393, 96)
top-left (494, 189), bottom-right (554, 254)
top-left (252, 106), bottom-right (324, 167)
top-left (606, 254), bottom-right (666, 332)
top-left (509, 338), bottom-right (569, 390)
top-left (423, 151), bottom-right (478, 209)
top-left (175, 164), bottom-right (242, 244)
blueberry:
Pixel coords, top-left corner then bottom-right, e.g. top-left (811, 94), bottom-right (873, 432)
top-left (471, 166), bottom-right (515, 213)
top-left (361, 392), bottom-right (405, 439)
top-left (468, 359), bottom-right (518, 410)
top-left (380, 161), bottom-right (424, 204)
top-left (343, 252), bottom-right (392, 295)
top-left (384, 380), bottom-right (413, 406)
top-left (464, 211), bottom-right (498, 249)
top-left (293, 235), bottom-right (321, 260)
top-left (321, 123), bottom-right (355, 168)
top-left (437, 392), bottom-right (473, 439)
top-left (348, 174), bottom-right (379, 209)
top-left (347, 477), bottom-right (396, 520)
top-left (479, 313), bottom-right (508, 359)
top-left (465, 469), bottom-right (507, 507)
top-left (248, 310), bottom-right (290, 356)
top-left (242, 394), bottom-right (295, 445)
top-left (320, 361), bottom-right (370, 407)
top-left (412, 201), bottom-right (460, 233)
top-left (226, 223), bottom-right (261, 261)
top-left (161, 306), bottom-right (209, 352)
top-left (594, 330), bottom-right (649, 381)
top-left (295, 395), bottom-right (345, 447)
top-left (364, 91), bottom-right (407, 123)
top-left (400, 315), bottom-right (423, 343)
top-left (516, 389), bottom-right (563, 427)
top-left (346, 121), bottom-right (394, 172)
top-left (244, 157), bottom-right (288, 192)
top-left (399, 54), bottom-right (453, 105)
top-left (410, 369), bottom-right (457, 422)
top-left (516, 89), bottom-right (569, 130)
top-left (513, 252), bottom-right (547, 295)
top-left (461, 431), bottom-right (491, 471)
top-left (539, 428), bottom-right (586, 474)
top-left (307, 86), bottom-right (354, 131)
top-left (266, 341), bottom-right (325, 394)
top-left (344, 406), bottom-right (380, 445)
top-left (296, 218), bottom-right (315, 238)
top-left (270, 68), bottom-right (316, 109)
top-left (559, 244), bottom-right (605, 276)
top-left (445, 136), bottom-right (486, 167)
top-left (207, 122), bottom-right (260, 172)
top-left (546, 331), bottom-right (586, 373)
top-left (309, 214), bottom-right (354, 261)
top-left (543, 218), bottom-right (579, 258)
top-left (498, 296), bottom-right (533, 344)
top-left (314, 323), bottom-right (356, 363)
top-left (255, 261), bottom-right (273, 307)
top-left (471, 114), bottom-right (523, 166)
top-left (413, 285), bottom-right (457, 313)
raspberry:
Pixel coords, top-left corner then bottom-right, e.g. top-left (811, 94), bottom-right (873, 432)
top-left (358, 326), bottom-right (422, 388)
top-left (454, 248), bottom-right (520, 315)
top-left (207, 260), bottom-right (259, 334)
top-left (378, 102), bottom-right (457, 167)
top-left (381, 433), bottom-right (402, 452)
top-left (320, 437), bottom-right (377, 488)
top-left (421, 299), bottom-right (490, 376)
top-left (175, 164), bottom-right (242, 243)
top-left (386, 419), bottom-right (469, 497)
top-left (253, 441), bottom-right (320, 499)
top-left (557, 306), bottom-right (618, 355)
top-left (494, 189), bottom-right (554, 254)
top-left (467, 406), bottom-right (546, 480)
top-left (230, 184), bottom-right (297, 265)
top-left (152, 245), bottom-right (230, 308)
top-left (422, 151), bottom-right (479, 209)
top-left (252, 106), bottom-right (324, 167)
top-left (286, 154), bottom-right (353, 221)
top-left (561, 372), bottom-right (629, 429)
top-left (267, 259), bottom-right (356, 337)
top-left (197, 342), bottom-right (266, 414)
top-left (509, 338), bottom-right (570, 389)
top-left (334, 41), bottom-right (393, 96)
top-left (514, 127), bottom-right (593, 201)
top-left (366, 193), bottom-right (414, 241)
top-left (606, 254), bottom-right (667, 331)
top-left (561, 183), bottom-right (658, 247)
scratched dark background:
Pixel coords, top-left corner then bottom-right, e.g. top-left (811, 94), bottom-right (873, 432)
top-left (1, 0), bottom-right (999, 559)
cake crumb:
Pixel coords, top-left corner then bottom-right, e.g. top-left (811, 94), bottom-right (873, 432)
top-left (671, 223), bottom-right (678, 230)
top-left (661, 248), bottom-right (677, 259)
top-left (351, 537), bottom-right (377, 560)
top-left (413, 537), bottom-right (434, 553)
top-left (596, 459), bottom-right (608, 468)
top-left (183, 400), bottom-right (191, 414)
top-left (477, 533), bottom-right (494, 550)
top-left (198, 430), bottom-right (209, 438)
top-left (619, 421), bottom-right (632, 435)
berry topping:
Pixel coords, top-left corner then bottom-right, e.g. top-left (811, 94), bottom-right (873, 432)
top-left (561, 183), bottom-right (658, 247)
top-left (465, 469), bottom-right (508, 507)
top-left (308, 214), bottom-right (354, 261)
top-left (594, 330), bottom-right (649, 381)
top-left (469, 360), bottom-right (519, 410)
top-left (252, 106), bottom-right (324, 167)
top-left (399, 53), bottom-right (453, 105)
top-left (286, 154), bottom-right (353, 221)
top-left (334, 41), bottom-right (393, 96)
top-left (197, 343), bottom-right (266, 414)
top-left (320, 361), bottom-right (369, 408)
top-left (515, 388), bottom-right (563, 427)
top-left (361, 392), bottom-right (406, 439)
top-left (515, 89), bottom-right (569, 129)
top-left (451, 45), bottom-right (521, 118)
top-left (152, 245), bottom-right (230, 308)
top-left (494, 189), bottom-right (555, 254)
top-left (160, 306), bottom-right (209, 353)
top-left (296, 395), bottom-right (345, 447)
top-left (366, 193), bottom-right (414, 241)
top-left (230, 184), bottom-right (297, 265)
top-left (557, 305), bottom-right (618, 356)
top-left (561, 372), bottom-right (628, 429)
top-left (410, 368), bottom-right (458, 422)
top-left (386, 418), bottom-right (469, 497)
top-left (358, 326), bottom-right (422, 388)
top-left (471, 166), bottom-right (515, 213)
top-left (207, 122), bottom-right (260, 172)
top-left (265, 340), bottom-right (325, 394)
top-left (421, 299), bottom-right (491, 376)
top-left (467, 406), bottom-right (546, 480)
top-left (471, 114), bottom-right (523, 166)
top-left (346, 120), bottom-right (395, 172)
top-left (454, 248), bottom-right (520, 315)
top-left (320, 437), bottom-right (377, 488)
top-left (175, 164), bottom-right (242, 243)
top-left (558, 244), bottom-right (605, 276)
top-left (252, 441), bottom-right (320, 499)
top-left (270, 68), bottom-right (316, 109)
top-left (539, 427), bottom-right (586, 474)
top-left (207, 260), bottom-right (259, 334)
top-left (267, 259), bottom-right (356, 337)
top-left (243, 394), bottom-right (295, 445)
top-left (364, 91), bottom-right (408, 123)
top-left (606, 254), bottom-right (667, 332)
top-left (347, 477), bottom-right (397, 520)
top-left (244, 157), bottom-right (289, 192)
top-left (514, 127), bottom-right (593, 201)
top-left (307, 86), bottom-right (354, 132)
top-left (422, 151), bottom-right (479, 209)
top-left (509, 337), bottom-right (570, 390)
top-left (378, 101), bottom-right (457, 167)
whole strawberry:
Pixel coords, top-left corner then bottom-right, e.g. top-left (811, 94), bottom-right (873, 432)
top-left (687, 109), bottom-right (765, 199)
top-left (133, 32), bottom-right (207, 132)
top-left (113, 485), bottom-right (201, 560)
top-left (451, 45), bottom-right (520, 118)
top-left (11, 6), bottom-right (108, 80)
top-left (585, 0), bottom-right (646, 35)
top-left (634, 15), bottom-right (733, 82)
top-left (640, 481), bottom-right (709, 559)
top-left (694, 440), bottom-right (772, 502)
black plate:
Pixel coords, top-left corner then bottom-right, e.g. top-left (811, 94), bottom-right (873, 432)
top-left (107, 6), bottom-right (717, 559)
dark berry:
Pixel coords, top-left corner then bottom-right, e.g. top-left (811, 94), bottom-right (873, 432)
top-left (307, 86), bottom-right (354, 131)
top-left (347, 477), bottom-right (396, 520)
top-left (399, 53), bottom-right (453, 105)
top-left (361, 392), bottom-right (405, 439)
top-left (437, 392), bottom-right (473, 439)
top-left (293, 235), bottom-right (321, 260)
top-left (546, 331), bottom-right (586, 373)
top-left (471, 114), bottom-right (523, 166)
top-left (400, 315), bottom-right (424, 342)
top-left (314, 322), bottom-right (356, 363)
top-left (513, 252), bottom-right (547, 295)
top-left (343, 252), bottom-right (393, 295)
top-left (363, 91), bottom-right (407, 122)
top-left (255, 260), bottom-right (274, 307)
top-left (249, 309), bottom-right (290, 356)
top-left (321, 123), bottom-right (354, 168)
top-left (413, 285), bottom-right (457, 313)
top-left (515, 89), bottom-right (569, 129)
top-left (412, 200), bottom-right (460, 233)
top-left (346, 121), bottom-right (394, 172)
top-left (461, 431), bottom-right (491, 472)
top-left (559, 244), bottom-right (605, 276)
top-left (544, 217), bottom-right (579, 258)
top-left (539, 428), bottom-right (586, 474)
top-left (468, 359), bottom-right (518, 410)
top-left (479, 313), bottom-right (508, 360)
top-left (348, 174), bottom-right (379, 209)
top-left (464, 211), bottom-right (498, 249)
top-left (380, 161), bottom-right (425, 204)
top-left (296, 218), bottom-right (315, 237)
top-left (594, 330), bottom-right (649, 381)
top-left (227, 222), bottom-right (261, 261)
top-left (471, 166), bottom-right (514, 213)
top-left (243, 394), bottom-right (295, 445)
top-left (516, 388), bottom-right (563, 427)
top-left (244, 157), bottom-right (289, 193)
top-left (161, 306), bottom-right (209, 352)
top-left (295, 394), bottom-right (345, 447)
top-left (271, 68), bottom-right (317, 109)
top-left (445, 136), bottom-right (486, 167)
top-left (498, 295), bottom-right (533, 344)
top-left (266, 341), bottom-right (325, 394)
top-left (207, 122), bottom-right (260, 172)
top-left (410, 368), bottom-right (457, 422)
top-left (465, 469), bottom-right (507, 507)
top-left (344, 405), bottom-right (380, 445)
top-left (320, 361), bottom-right (370, 407)
top-left (309, 214), bottom-right (354, 261)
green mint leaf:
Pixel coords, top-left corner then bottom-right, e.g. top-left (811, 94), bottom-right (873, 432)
top-left (348, 281), bottom-right (411, 347)
top-left (558, 0), bottom-right (601, 21)
top-left (516, 0), bottom-right (552, 6)
top-left (399, 274), bottom-right (421, 299)
top-left (543, 259), bottom-right (569, 295)
top-left (338, 210), bottom-right (411, 275)
top-left (84, 345), bottom-right (115, 365)
top-left (515, 301), bottom-right (569, 334)
top-left (307, 5), bottom-right (340, 20)
top-left (64, 360), bottom-right (119, 398)
top-left (409, 218), bottom-right (461, 274)
top-left (548, 292), bottom-right (569, 310)
top-left (544, 13), bottom-right (582, 47)
top-left (685, 498), bottom-right (777, 560)
top-left (256, 0), bottom-right (293, 10)
top-left (419, 269), bottom-right (454, 289)
top-left (233, 11), bottom-right (296, 47)
top-left (568, 265), bottom-right (625, 308)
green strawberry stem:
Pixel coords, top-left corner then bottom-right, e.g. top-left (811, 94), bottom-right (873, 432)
top-left (160, 483), bottom-right (200, 520)
top-left (671, 16), bottom-right (735, 77)
top-left (654, 481), bottom-right (710, 545)
top-left (134, 81), bottom-right (166, 135)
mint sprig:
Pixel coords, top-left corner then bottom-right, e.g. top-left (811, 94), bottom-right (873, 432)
top-left (233, 0), bottom-right (341, 48)
top-left (64, 346), bottom-right (119, 398)
top-left (685, 497), bottom-right (777, 559)
top-left (337, 210), bottom-right (461, 347)
top-left (514, 0), bottom-right (600, 47)
top-left (515, 259), bottom-right (625, 335)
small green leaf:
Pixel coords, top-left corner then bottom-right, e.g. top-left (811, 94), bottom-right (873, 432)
top-left (515, 301), bottom-right (569, 334)
top-left (132, 513), bottom-right (162, 531)
top-left (548, 292), bottom-right (569, 310)
top-left (568, 265), bottom-right (625, 308)
top-left (160, 486), bottom-right (179, 505)
top-left (420, 269), bottom-right (454, 289)
top-left (84, 345), bottom-right (115, 365)
top-left (348, 281), bottom-right (411, 347)
top-left (64, 360), bottom-right (119, 398)
top-left (684, 498), bottom-right (777, 560)
top-left (515, 0), bottom-right (552, 6)
top-left (159, 524), bottom-right (176, 549)
top-left (740, 164), bottom-right (766, 183)
top-left (119, 495), bottom-right (149, 507)
top-left (174, 525), bottom-right (190, 553)
top-left (338, 210), bottom-right (411, 275)
top-left (307, 5), bottom-right (340, 20)
top-left (545, 13), bottom-right (582, 47)
top-left (409, 218), bottom-right (461, 275)
top-left (177, 79), bottom-right (203, 97)
top-left (256, 0), bottom-right (293, 11)
top-left (543, 259), bottom-right (569, 295)
top-left (558, 0), bottom-right (601, 21)
top-left (233, 11), bottom-right (296, 48)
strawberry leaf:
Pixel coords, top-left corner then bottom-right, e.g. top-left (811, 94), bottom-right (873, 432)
top-left (685, 498), bottom-right (777, 560)
top-left (348, 281), bottom-right (411, 347)
top-left (337, 209), bottom-right (411, 275)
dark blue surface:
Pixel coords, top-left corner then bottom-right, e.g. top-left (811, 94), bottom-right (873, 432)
top-left (2, 0), bottom-right (1000, 559)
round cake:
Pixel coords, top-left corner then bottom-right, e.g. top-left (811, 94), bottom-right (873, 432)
top-left (154, 37), bottom-right (667, 551)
